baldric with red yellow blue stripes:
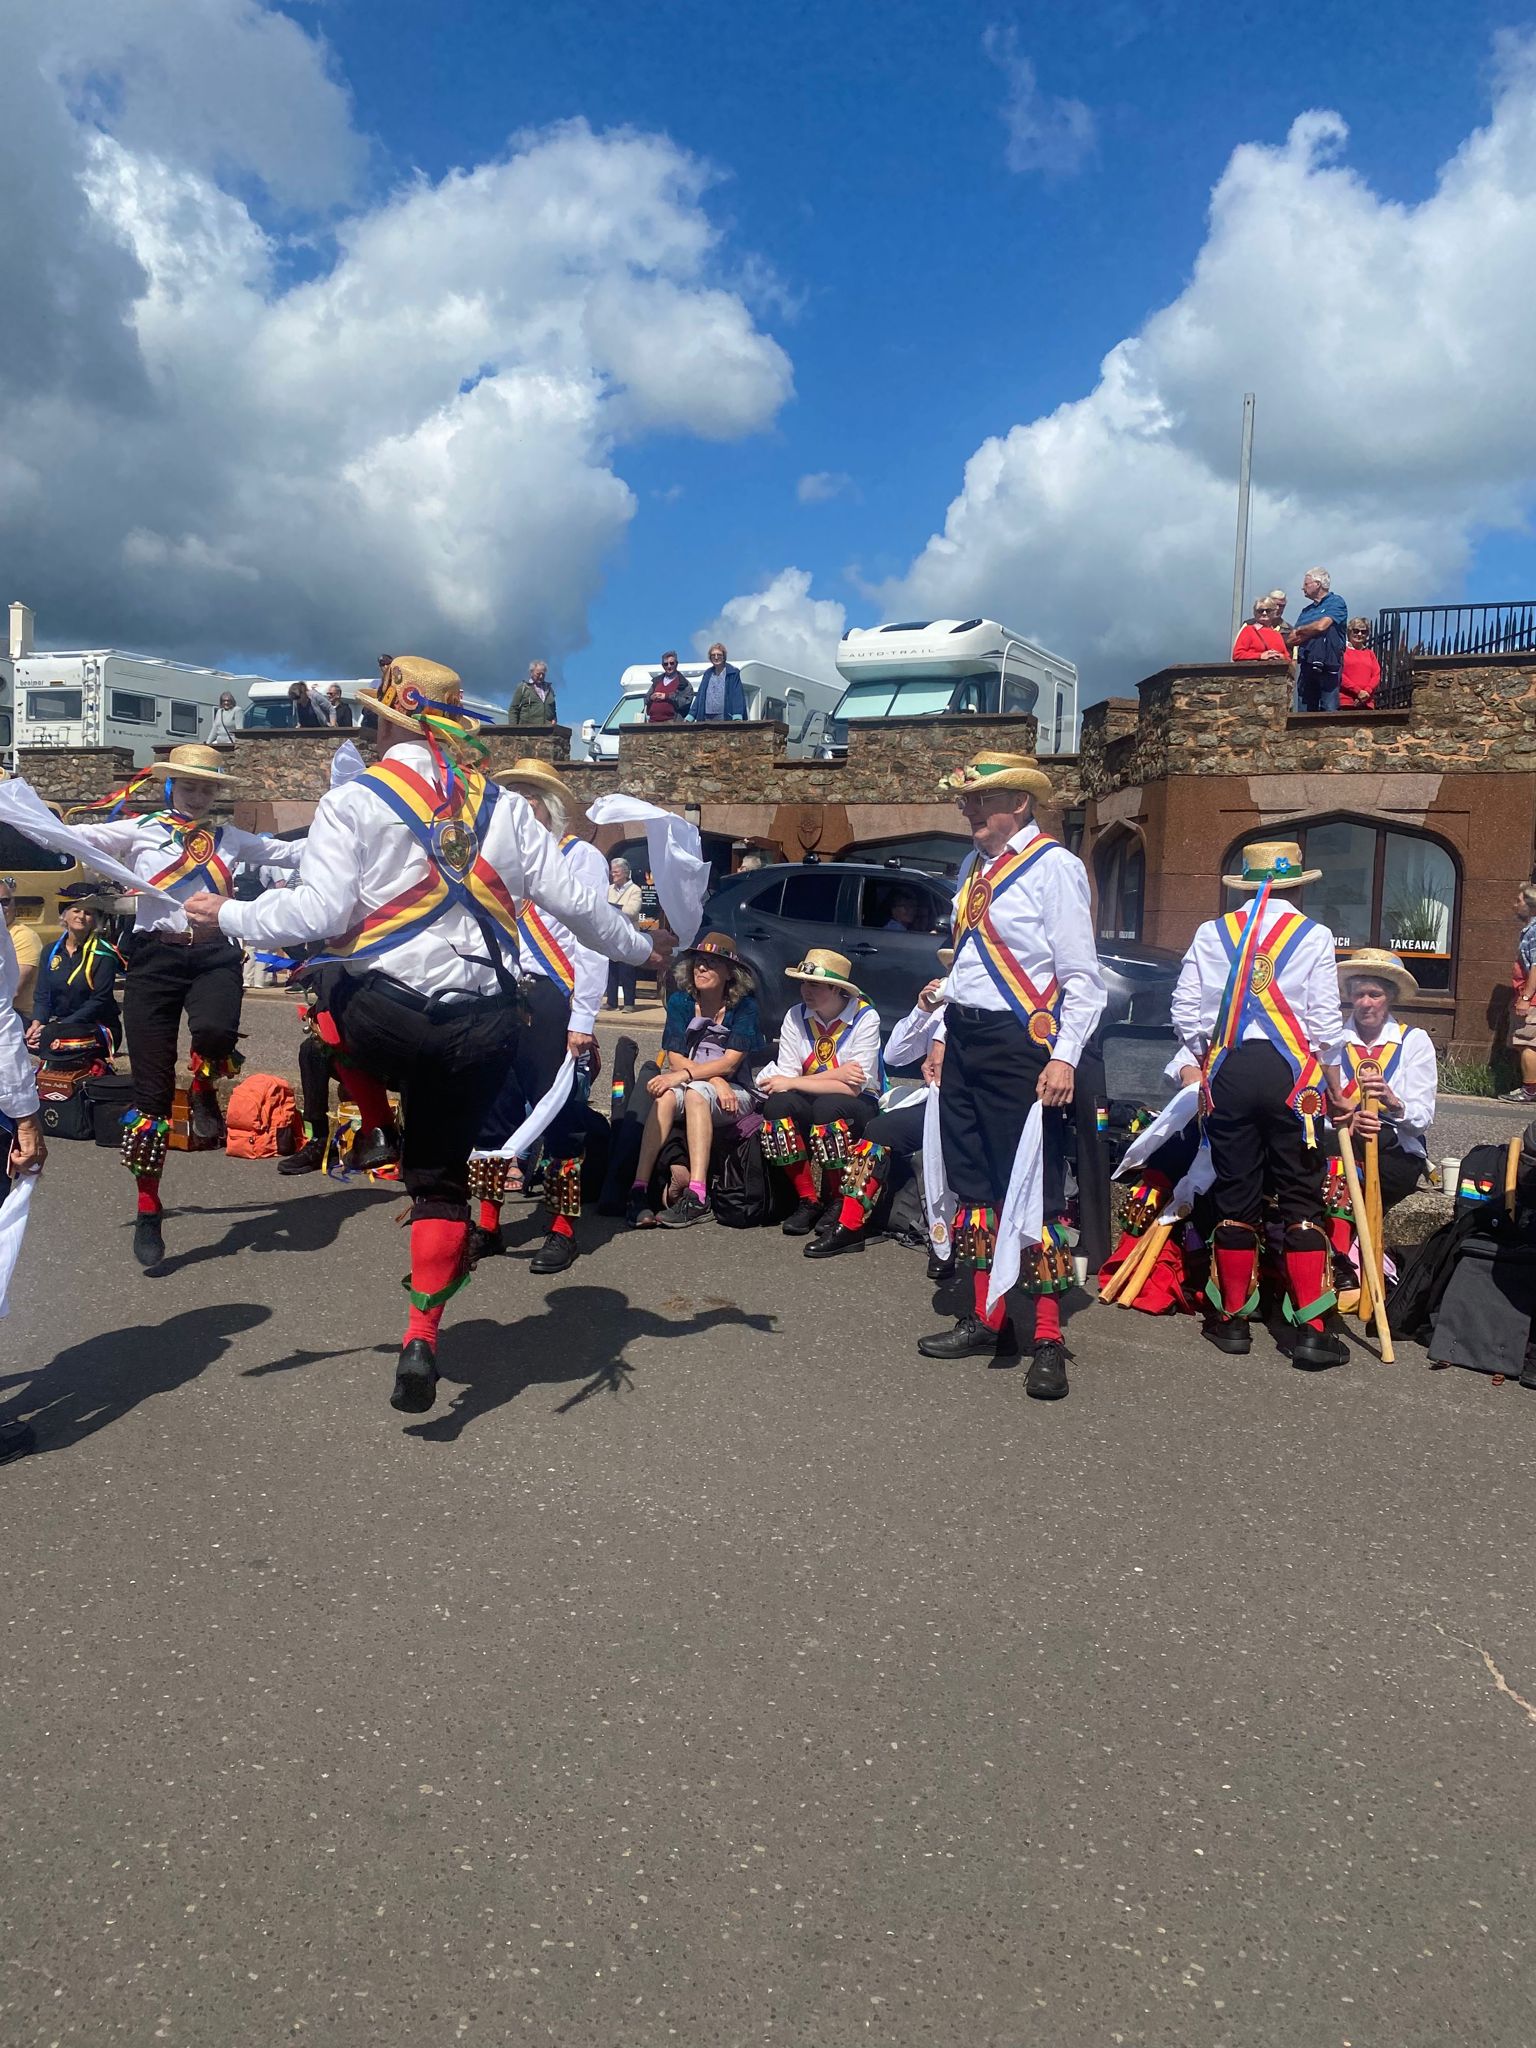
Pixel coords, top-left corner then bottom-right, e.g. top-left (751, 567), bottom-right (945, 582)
top-left (953, 831), bottom-right (1065, 1044)
top-left (1202, 883), bottom-right (1329, 1143)
top-left (513, 835), bottom-right (585, 993)
top-left (143, 813), bottom-right (236, 900)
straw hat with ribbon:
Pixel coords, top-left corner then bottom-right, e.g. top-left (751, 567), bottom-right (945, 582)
top-left (1221, 838), bottom-right (1321, 890)
top-left (64, 740), bottom-right (232, 821)
top-left (938, 749), bottom-right (1054, 804)
top-left (356, 656), bottom-right (476, 741)
top-left (784, 947), bottom-right (862, 999)
top-left (1336, 946), bottom-right (1420, 1004)
top-left (500, 755), bottom-right (580, 822)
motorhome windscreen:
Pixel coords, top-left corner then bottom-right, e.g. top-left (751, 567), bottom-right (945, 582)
top-left (837, 678), bottom-right (962, 719)
top-left (241, 701), bottom-right (296, 729)
top-left (602, 697), bottom-right (648, 733)
top-left (26, 689), bottom-right (83, 722)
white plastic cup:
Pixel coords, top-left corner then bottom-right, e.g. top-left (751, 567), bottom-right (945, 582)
top-left (1073, 1253), bottom-right (1089, 1288)
top-left (1441, 1156), bottom-right (1460, 1197)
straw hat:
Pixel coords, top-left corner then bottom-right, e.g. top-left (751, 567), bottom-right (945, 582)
top-left (356, 655), bottom-right (471, 739)
top-left (939, 749), bottom-right (1053, 804)
top-left (785, 947), bottom-right (862, 998)
top-left (500, 755), bottom-right (579, 820)
top-left (161, 742), bottom-right (233, 784)
top-left (1221, 838), bottom-right (1321, 890)
top-left (1337, 946), bottom-right (1419, 1004)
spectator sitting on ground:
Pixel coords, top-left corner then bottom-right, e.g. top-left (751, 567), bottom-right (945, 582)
top-left (0, 879), bottom-right (40, 1023)
top-left (1289, 567), bottom-right (1349, 712)
top-left (1340, 619), bottom-right (1381, 708)
top-left (1232, 596), bottom-right (1291, 664)
top-left (1508, 883), bottom-right (1536, 1104)
top-left (209, 691), bottom-right (240, 747)
top-left (289, 679), bottom-right (325, 728)
top-left (27, 884), bottom-right (122, 1067)
top-left (687, 642), bottom-right (747, 722)
top-left (625, 933), bottom-right (763, 1228)
top-left (644, 652), bottom-right (693, 723)
top-left (605, 858), bottom-right (644, 1013)
top-left (510, 660), bottom-right (558, 726)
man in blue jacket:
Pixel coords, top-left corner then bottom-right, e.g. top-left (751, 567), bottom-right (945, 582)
top-left (688, 642), bottom-right (747, 722)
top-left (1290, 568), bottom-right (1349, 712)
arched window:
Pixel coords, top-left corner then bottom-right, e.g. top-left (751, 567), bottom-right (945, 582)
top-left (1096, 830), bottom-right (1145, 942)
top-left (1221, 816), bottom-right (1459, 993)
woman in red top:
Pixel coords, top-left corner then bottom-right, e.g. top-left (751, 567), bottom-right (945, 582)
top-left (1340, 618), bottom-right (1381, 707)
top-left (1231, 598), bottom-right (1290, 664)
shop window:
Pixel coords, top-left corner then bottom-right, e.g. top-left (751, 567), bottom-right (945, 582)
top-left (1096, 831), bottom-right (1145, 942)
top-left (1221, 816), bottom-right (1458, 993)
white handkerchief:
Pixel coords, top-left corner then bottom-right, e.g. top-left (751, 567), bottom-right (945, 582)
top-left (585, 795), bottom-right (708, 948)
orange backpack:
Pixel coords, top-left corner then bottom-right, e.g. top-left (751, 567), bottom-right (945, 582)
top-left (225, 1072), bottom-right (304, 1161)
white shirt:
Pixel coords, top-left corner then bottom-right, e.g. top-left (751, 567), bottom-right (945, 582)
top-left (518, 835), bottom-right (611, 1033)
top-left (884, 998), bottom-right (945, 1069)
top-left (208, 707), bottom-right (239, 746)
top-left (0, 924), bottom-right (40, 1120)
top-left (1340, 1014), bottom-right (1437, 1156)
top-left (1171, 903), bottom-right (1344, 1070)
top-left (216, 741), bottom-right (649, 998)
top-left (938, 825), bottom-right (1107, 1068)
top-left (758, 994), bottom-right (884, 1099)
top-left (72, 813), bottom-right (302, 934)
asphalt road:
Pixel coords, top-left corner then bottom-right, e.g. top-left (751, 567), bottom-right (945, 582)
top-left (4, 1002), bottom-right (1536, 2047)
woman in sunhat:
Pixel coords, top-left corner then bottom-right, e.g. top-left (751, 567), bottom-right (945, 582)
top-left (183, 657), bottom-right (663, 1417)
top-left (26, 881), bottom-right (124, 1069)
top-left (466, 755), bottom-right (612, 1273)
top-left (755, 948), bottom-right (883, 1236)
top-left (37, 742), bottom-right (304, 1268)
top-left (1170, 837), bottom-right (1353, 1369)
top-left (625, 932), bottom-right (764, 1227)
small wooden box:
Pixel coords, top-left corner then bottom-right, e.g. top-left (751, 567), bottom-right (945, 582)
top-left (166, 1085), bottom-right (222, 1153)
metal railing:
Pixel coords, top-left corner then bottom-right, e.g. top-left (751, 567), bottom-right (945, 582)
top-left (1371, 602), bottom-right (1536, 705)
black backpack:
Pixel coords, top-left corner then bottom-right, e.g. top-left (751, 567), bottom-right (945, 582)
top-left (711, 1134), bottom-right (791, 1228)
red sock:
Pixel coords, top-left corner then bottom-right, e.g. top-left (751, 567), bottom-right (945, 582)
top-left (404, 1218), bottom-right (469, 1347)
top-left (549, 1214), bottom-right (574, 1239)
top-left (788, 1161), bottom-right (818, 1203)
top-left (972, 1270), bottom-right (1006, 1331)
top-left (1033, 1294), bottom-right (1062, 1343)
top-left (1213, 1243), bottom-right (1257, 1316)
top-left (837, 1194), bottom-right (865, 1230)
top-left (136, 1176), bottom-right (162, 1217)
top-left (335, 1060), bottom-right (392, 1131)
top-left (1283, 1233), bottom-right (1331, 1331)
top-left (476, 1199), bottom-right (501, 1233)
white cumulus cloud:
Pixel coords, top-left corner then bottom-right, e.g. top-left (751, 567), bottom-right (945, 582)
top-left (695, 569), bottom-right (846, 687)
top-left (1, 0), bottom-right (792, 687)
top-left (797, 470), bottom-right (855, 504)
top-left (982, 25), bottom-right (1096, 179)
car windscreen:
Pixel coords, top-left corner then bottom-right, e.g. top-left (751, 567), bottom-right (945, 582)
top-left (241, 701), bottom-right (295, 729)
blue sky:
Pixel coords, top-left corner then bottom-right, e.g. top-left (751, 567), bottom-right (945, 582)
top-left (8, 0), bottom-right (1536, 724)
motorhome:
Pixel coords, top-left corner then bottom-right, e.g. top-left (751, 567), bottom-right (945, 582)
top-left (241, 677), bottom-right (504, 731)
top-left (581, 659), bottom-right (841, 762)
top-left (9, 648), bottom-right (268, 765)
top-left (832, 618), bottom-right (1080, 754)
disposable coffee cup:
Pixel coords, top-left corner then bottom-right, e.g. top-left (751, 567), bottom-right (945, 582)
top-left (1073, 1253), bottom-right (1089, 1288)
top-left (1441, 1156), bottom-right (1460, 1196)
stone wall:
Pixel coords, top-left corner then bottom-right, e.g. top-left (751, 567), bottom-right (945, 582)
top-left (19, 746), bottom-right (140, 808)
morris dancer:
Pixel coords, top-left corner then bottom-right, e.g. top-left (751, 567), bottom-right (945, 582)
top-left (468, 758), bottom-right (608, 1273)
top-left (1171, 838), bottom-right (1352, 1368)
top-left (920, 751), bottom-right (1106, 1399)
top-left (1324, 947), bottom-right (1436, 1263)
top-left (756, 949), bottom-right (883, 1237)
top-left (59, 743), bottom-right (302, 1270)
top-left (183, 659), bottom-right (659, 1416)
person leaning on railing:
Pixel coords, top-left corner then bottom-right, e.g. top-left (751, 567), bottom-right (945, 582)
top-left (1232, 596), bottom-right (1292, 665)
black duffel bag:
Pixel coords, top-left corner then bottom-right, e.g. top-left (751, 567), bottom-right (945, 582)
top-left (84, 1072), bottom-right (137, 1147)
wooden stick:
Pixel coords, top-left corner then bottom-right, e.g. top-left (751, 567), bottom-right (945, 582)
top-left (1364, 1133), bottom-right (1385, 1325)
top-left (1505, 1135), bottom-right (1521, 1218)
top-left (1117, 1207), bottom-right (1189, 1309)
top-left (1338, 1128), bottom-right (1395, 1363)
top-left (1101, 1206), bottom-right (1173, 1304)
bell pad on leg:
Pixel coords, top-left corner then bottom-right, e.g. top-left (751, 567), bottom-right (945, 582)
top-left (760, 1117), bottom-right (807, 1165)
top-left (543, 1155), bottom-right (583, 1220)
top-left (121, 1110), bottom-right (170, 1180)
top-left (467, 1152), bottom-right (511, 1204)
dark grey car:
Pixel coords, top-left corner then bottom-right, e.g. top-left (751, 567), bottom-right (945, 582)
top-left (700, 861), bottom-right (1181, 1043)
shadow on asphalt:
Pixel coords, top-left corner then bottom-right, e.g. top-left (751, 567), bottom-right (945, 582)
top-left (403, 1283), bottom-right (778, 1444)
top-left (145, 1185), bottom-right (399, 1278)
top-left (0, 1302), bottom-right (272, 1454)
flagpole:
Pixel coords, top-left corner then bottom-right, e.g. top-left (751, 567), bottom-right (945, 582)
top-left (1229, 393), bottom-right (1256, 648)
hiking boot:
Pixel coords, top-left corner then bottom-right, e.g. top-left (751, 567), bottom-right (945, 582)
top-left (662, 1189), bottom-right (710, 1229)
top-left (781, 1198), bottom-right (826, 1238)
top-left (278, 1137), bottom-right (325, 1176)
top-left (1025, 1338), bottom-right (1069, 1401)
top-left (390, 1338), bottom-right (438, 1413)
top-left (530, 1230), bottom-right (578, 1275)
top-left (917, 1314), bottom-right (1017, 1360)
top-left (132, 1213), bottom-right (165, 1270)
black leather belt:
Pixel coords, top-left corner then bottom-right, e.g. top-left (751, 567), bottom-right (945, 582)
top-left (362, 975), bottom-right (510, 1021)
top-left (946, 1002), bottom-right (1013, 1024)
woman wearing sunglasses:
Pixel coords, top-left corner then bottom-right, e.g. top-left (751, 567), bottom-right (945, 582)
top-left (1231, 597), bottom-right (1291, 665)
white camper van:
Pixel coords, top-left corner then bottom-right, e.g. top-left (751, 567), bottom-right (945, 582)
top-left (582, 659), bottom-right (841, 762)
top-left (241, 678), bottom-right (504, 731)
top-left (10, 649), bottom-right (266, 765)
top-left (832, 618), bottom-right (1080, 754)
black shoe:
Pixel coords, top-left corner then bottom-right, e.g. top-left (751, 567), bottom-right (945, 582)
top-left (468, 1222), bottom-right (503, 1264)
top-left (278, 1137), bottom-right (325, 1176)
top-left (1290, 1325), bottom-right (1350, 1370)
top-left (926, 1250), bottom-right (950, 1282)
top-left (0, 1418), bottom-right (37, 1464)
top-left (1025, 1337), bottom-right (1069, 1400)
top-left (1204, 1316), bottom-right (1252, 1355)
top-left (390, 1338), bottom-right (438, 1413)
top-left (132, 1213), bottom-right (165, 1270)
top-left (917, 1314), bottom-right (1017, 1360)
top-left (189, 1091), bottom-right (224, 1146)
top-left (781, 1198), bottom-right (826, 1238)
top-left (662, 1189), bottom-right (710, 1229)
top-left (804, 1222), bottom-right (865, 1259)
top-left (354, 1123), bottom-right (400, 1173)
top-left (624, 1188), bottom-right (656, 1229)
top-left (530, 1229), bottom-right (579, 1275)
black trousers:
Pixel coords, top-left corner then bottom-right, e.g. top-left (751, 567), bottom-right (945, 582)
top-left (331, 977), bottom-right (521, 1218)
top-left (477, 976), bottom-right (588, 1161)
top-left (940, 1010), bottom-right (1069, 1219)
top-left (607, 960), bottom-right (638, 1009)
top-left (122, 935), bottom-right (244, 1120)
top-left (1207, 1041), bottom-right (1324, 1229)
top-left (297, 1035), bottom-right (333, 1132)
top-left (862, 1099), bottom-right (926, 1156)
top-left (768, 1089), bottom-right (878, 1140)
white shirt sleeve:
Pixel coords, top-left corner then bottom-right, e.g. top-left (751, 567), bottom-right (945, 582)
top-left (222, 826), bottom-right (305, 871)
top-left (500, 799), bottom-right (650, 968)
top-left (1042, 852), bottom-right (1107, 1069)
top-left (1393, 1027), bottom-right (1438, 1134)
top-left (217, 788), bottom-right (365, 948)
top-left (884, 1001), bottom-right (941, 1068)
top-left (846, 1006), bottom-right (885, 1094)
top-left (0, 926), bottom-right (40, 1120)
top-left (1170, 926), bottom-right (1216, 1065)
top-left (758, 1004), bottom-right (809, 1083)
top-left (561, 840), bottom-right (613, 1033)
top-left (1300, 926), bottom-right (1345, 1067)
top-left (69, 820), bottom-right (141, 862)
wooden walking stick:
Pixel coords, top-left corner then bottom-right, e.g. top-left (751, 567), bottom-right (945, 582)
top-left (1337, 1127), bottom-right (1395, 1363)
top-left (1100, 1202), bottom-right (1175, 1305)
top-left (1505, 1135), bottom-right (1521, 1218)
top-left (1363, 1131), bottom-right (1385, 1325)
top-left (1117, 1205), bottom-right (1190, 1310)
